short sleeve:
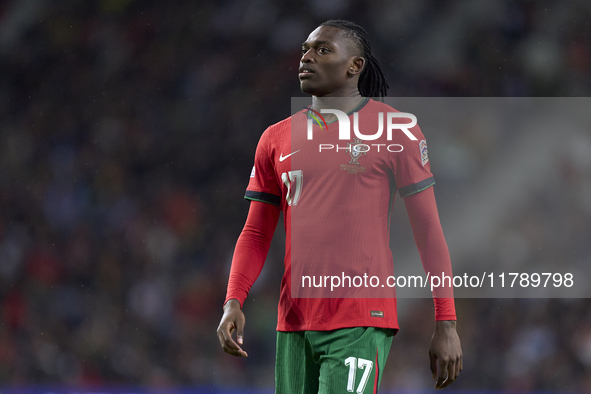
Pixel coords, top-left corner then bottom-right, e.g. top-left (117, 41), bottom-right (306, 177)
top-left (391, 124), bottom-right (435, 198)
top-left (244, 129), bottom-right (282, 206)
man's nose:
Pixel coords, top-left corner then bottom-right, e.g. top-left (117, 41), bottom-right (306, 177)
top-left (301, 50), bottom-right (314, 63)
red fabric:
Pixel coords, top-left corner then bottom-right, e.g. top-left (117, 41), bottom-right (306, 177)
top-left (404, 186), bottom-right (457, 321)
top-left (373, 348), bottom-right (379, 393)
top-left (226, 99), bottom-right (456, 329)
top-left (224, 201), bottom-right (280, 308)
top-left (240, 100), bottom-right (426, 330)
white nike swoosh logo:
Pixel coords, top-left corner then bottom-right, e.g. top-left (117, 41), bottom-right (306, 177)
top-left (279, 150), bottom-right (301, 162)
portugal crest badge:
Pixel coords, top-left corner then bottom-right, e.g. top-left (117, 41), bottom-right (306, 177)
top-left (340, 138), bottom-right (367, 174)
top-left (347, 138), bottom-right (367, 165)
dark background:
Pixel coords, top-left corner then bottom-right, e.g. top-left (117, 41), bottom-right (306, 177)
top-left (0, 0), bottom-right (590, 392)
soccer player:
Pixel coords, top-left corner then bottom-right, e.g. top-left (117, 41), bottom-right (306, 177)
top-left (217, 20), bottom-right (462, 393)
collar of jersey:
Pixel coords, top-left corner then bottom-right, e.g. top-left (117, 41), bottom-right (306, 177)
top-left (304, 97), bottom-right (369, 125)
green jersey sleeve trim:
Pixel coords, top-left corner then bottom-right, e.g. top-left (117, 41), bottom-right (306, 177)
top-left (399, 177), bottom-right (435, 198)
top-left (245, 190), bottom-right (281, 207)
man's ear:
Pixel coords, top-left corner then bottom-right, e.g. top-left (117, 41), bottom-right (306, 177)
top-left (348, 56), bottom-right (366, 77)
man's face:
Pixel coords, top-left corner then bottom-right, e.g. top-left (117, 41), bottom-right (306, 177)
top-left (299, 26), bottom-right (361, 97)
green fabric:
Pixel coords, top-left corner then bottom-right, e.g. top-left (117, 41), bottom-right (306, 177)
top-left (276, 327), bottom-right (394, 393)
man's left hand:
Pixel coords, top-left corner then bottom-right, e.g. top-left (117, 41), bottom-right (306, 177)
top-left (429, 320), bottom-right (463, 389)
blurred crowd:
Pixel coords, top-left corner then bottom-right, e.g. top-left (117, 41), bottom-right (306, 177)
top-left (0, 0), bottom-right (590, 392)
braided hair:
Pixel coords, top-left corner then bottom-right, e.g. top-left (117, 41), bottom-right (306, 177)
top-left (320, 20), bottom-right (389, 97)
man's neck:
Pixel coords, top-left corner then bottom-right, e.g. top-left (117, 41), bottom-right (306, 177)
top-left (311, 94), bottom-right (365, 123)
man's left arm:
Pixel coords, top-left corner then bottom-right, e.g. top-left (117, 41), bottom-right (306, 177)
top-left (404, 186), bottom-right (463, 389)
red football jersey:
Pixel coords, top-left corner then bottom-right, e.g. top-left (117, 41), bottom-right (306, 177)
top-left (245, 98), bottom-right (437, 331)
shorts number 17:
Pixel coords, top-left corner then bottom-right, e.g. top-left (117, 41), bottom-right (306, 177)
top-left (345, 356), bottom-right (374, 393)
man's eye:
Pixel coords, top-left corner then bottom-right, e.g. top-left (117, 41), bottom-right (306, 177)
top-left (301, 48), bottom-right (308, 55)
top-left (318, 47), bottom-right (329, 54)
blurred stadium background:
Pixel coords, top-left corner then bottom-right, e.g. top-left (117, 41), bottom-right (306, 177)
top-left (0, 0), bottom-right (590, 392)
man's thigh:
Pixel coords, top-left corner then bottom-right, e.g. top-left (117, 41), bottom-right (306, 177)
top-left (313, 327), bottom-right (393, 394)
top-left (276, 331), bottom-right (320, 394)
top-left (276, 327), bottom-right (394, 394)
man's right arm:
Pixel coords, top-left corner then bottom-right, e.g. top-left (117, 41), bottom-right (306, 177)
top-left (216, 200), bottom-right (280, 357)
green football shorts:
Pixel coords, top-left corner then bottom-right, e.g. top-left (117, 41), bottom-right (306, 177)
top-left (276, 327), bottom-right (395, 394)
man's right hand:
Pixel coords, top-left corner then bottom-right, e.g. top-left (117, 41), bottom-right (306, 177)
top-left (216, 299), bottom-right (248, 357)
